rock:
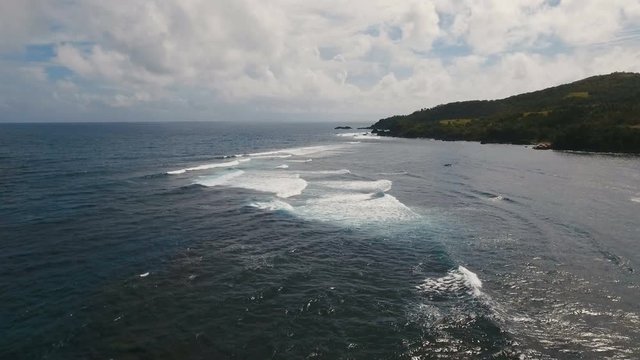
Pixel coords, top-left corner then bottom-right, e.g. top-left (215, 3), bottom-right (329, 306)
top-left (533, 143), bottom-right (552, 150)
top-left (334, 126), bottom-right (352, 130)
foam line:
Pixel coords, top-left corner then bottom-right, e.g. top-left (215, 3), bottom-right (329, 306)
top-left (248, 154), bottom-right (293, 159)
top-left (336, 132), bottom-right (368, 137)
top-left (296, 192), bottom-right (418, 223)
top-left (196, 170), bottom-right (245, 186)
top-left (299, 169), bottom-right (351, 175)
top-left (249, 199), bottom-right (294, 212)
top-left (417, 266), bottom-right (484, 298)
top-left (196, 171), bottom-right (307, 198)
top-left (167, 159), bottom-right (246, 175)
top-left (316, 179), bottom-right (392, 192)
top-left (245, 145), bottom-right (346, 159)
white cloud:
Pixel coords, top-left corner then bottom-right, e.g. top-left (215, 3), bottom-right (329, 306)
top-left (1, 0), bottom-right (640, 121)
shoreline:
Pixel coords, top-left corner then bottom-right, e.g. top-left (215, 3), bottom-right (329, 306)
top-left (373, 132), bottom-right (640, 156)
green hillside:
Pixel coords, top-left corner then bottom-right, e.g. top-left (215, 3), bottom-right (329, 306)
top-left (371, 72), bottom-right (640, 153)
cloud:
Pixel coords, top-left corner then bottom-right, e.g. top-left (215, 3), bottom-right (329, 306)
top-left (1, 0), bottom-right (640, 122)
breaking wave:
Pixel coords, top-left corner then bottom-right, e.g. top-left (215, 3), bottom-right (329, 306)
top-left (417, 266), bottom-right (484, 298)
top-left (167, 159), bottom-right (246, 175)
top-left (196, 170), bottom-right (307, 198)
top-left (316, 179), bottom-right (392, 193)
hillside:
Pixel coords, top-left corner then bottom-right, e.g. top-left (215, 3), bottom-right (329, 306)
top-left (371, 72), bottom-right (640, 153)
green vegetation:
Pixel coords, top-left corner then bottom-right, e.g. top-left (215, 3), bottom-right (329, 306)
top-left (566, 91), bottom-right (589, 99)
top-left (371, 72), bottom-right (640, 153)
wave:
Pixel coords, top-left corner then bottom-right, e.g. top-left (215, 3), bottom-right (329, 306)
top-left (316, 179), bottom-right (392, 193)
top-left (295, 192), bottom-right (418, 224)
top-left (167, 159), bottom-right (247, 175)
top-left (243, 169), bottom-right (418, 224)
top-left (417, 266), bottom-right (484, 298)
top-left (336, 132), bottom-right (393, 140)
top-left (300, 169), bottom-right (351, 175)
top-left (285, 145), bottom-right (345, 156)
top-left (195, 170), bottom-right (245, 186)
top-left (244, 145), bottom-right (345, 159)
top-left (249, 199), bottom-right (294, 212)
top-left (288, 159), bottom-right (312, 163)
top-left (250, 154), bottom-right (292, 159)
top-left (246, 150), bottom-right (282, 157)
top-left (173, 145), bottom-right (417, 226)
top-left (631, 197), bottom-right (640, 203)
top-left (196, 170), bottom-right (307, 198)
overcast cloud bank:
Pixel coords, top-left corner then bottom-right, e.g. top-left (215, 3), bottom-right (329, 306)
top-left (1, 0), bottom-right (639, 122)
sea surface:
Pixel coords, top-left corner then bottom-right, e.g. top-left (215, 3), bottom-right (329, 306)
top-left (1, 122), bottom-right (639, 359)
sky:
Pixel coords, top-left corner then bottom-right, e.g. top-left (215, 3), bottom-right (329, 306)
top-left (1, 0), bottom-right (640, 123)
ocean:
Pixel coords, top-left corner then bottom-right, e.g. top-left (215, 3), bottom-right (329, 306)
top-left (1, 122), bottom-right (639, 359)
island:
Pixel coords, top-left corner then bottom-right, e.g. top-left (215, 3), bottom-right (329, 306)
top-left (370, 72), bottom-right (640, 153)
top-left (334, 126), bottom-right (353, 130)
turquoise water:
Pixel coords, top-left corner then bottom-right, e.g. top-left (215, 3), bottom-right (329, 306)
top-left (1, 122), bottom-right (639, 359)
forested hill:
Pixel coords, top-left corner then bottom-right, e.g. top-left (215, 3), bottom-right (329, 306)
top-left (371, 72), bottom-right (640, 153)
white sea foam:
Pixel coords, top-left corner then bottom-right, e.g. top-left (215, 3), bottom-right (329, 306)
top-left (336, 132), bottom-right (392, 140)
top-left (489, 195), bottom-right (504, 202)
top-left (300, 169), bottom-right (351, 175)
top-left (417, 266), bottom-right (484, 297)
top-left (631, 197), bottom-right (640, 203)
top-left (167, 159), bottom-right (245, 175)
top-left (246, 145), bottom-right (345, 159)
top-left (249, 199), bottom-right (295, 212)
top-left (297, 192), bottom-right (418, 223)
top-left (458, 266), bottom-right (483, 295)
top-left (247, 150), bottom-right (282, 157)
top-left (288, 159), bottom-right (313, 163)
top-left (316, 179), bottom-right (392, 193)
top-left (253, 174), bottom-right (418, 224)
top-left (291, 145), bottom-right (345, 156)
top-left (250, 184), bottom-right (418, 224)
top-left (336, 132), bottom-right (367, 137)
top-left (276, 164), bottom-right (289, 169)
top-left (196, 170), bottom-right (245, 186)
top-left (250, 154), bottom-right (293, 159)
top-left (196, 170), bottom-right (307, 198)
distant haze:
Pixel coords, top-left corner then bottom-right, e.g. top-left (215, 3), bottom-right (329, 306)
top-left (1, 1), bottom-right (640, 122)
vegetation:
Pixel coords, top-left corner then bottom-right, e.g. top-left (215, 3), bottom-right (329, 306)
top-left (371, 72), bottom-right (640, 153)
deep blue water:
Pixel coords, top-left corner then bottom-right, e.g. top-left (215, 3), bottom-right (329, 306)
top-left (1, 122), bottom-right (639, 359)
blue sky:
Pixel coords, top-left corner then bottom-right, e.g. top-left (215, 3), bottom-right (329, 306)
top-left (1, 0), bottom-right (640, 122)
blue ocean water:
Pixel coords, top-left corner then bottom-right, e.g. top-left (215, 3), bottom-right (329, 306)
top-left (1, 122), bottom-right (639, 359)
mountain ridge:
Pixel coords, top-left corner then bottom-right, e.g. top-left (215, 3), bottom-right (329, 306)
top-left (371, 72), bottom-right (640, 153)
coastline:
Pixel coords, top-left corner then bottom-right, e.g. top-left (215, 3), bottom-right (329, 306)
top-left (371, 131), bottom-right (640, 155)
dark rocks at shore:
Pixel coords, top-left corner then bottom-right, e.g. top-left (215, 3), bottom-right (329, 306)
top-left (334, 126), bottom-right (352, 130)
top-left (533, 143), bottom-right (552, 150)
